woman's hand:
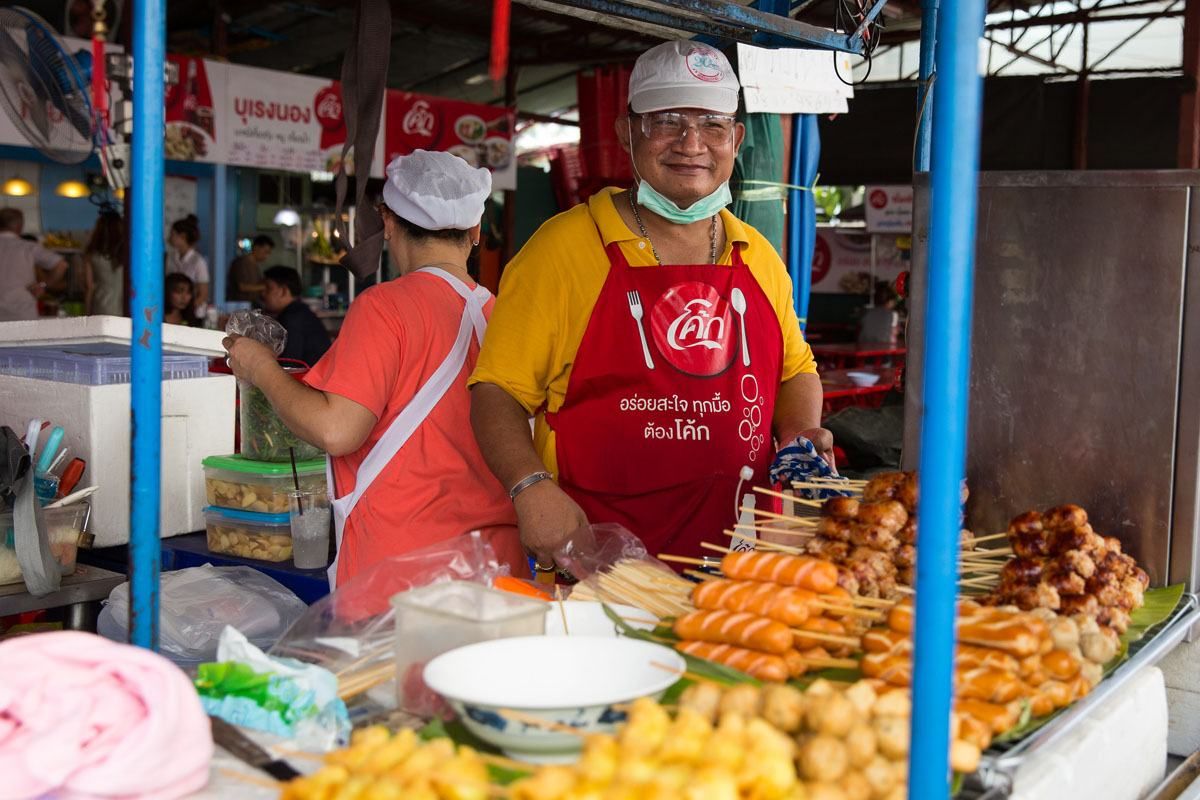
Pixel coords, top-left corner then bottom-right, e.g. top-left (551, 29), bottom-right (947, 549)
top-left (222, 334), bottom-right (277, 385)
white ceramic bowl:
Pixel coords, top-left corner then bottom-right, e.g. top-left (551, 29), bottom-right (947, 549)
top-left (846, 370), bottom-right (881, 387)
top-left (543, 601), bottom-right (658, 637)
top-left (424, 636), bottom-right (684, 762)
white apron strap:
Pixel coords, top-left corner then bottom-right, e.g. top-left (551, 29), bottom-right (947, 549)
top-left (326, 268), bottom-right (490, 587)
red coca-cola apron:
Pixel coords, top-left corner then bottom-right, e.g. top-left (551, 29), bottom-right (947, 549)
top-left (545, 225), bottom-right (783, 559)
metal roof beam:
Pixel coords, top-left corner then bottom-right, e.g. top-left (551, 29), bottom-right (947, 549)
top-left (514, 0), bottom-right (886, 54)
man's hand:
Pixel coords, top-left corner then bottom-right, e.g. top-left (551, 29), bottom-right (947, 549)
top-left (796, 426), bottom-right (836, 471)
top-left (25, 281), bottom-right (45, 299)
top-left (513, 479), bottom-right (589, 568)
top-left (222, 334), bottom-right (278, 385)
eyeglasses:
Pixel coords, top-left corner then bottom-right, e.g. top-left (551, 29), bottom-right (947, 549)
top-left (635, 111), bottom-right (737, 146)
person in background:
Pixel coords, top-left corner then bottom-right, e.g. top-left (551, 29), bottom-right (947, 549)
top-left (228, 234), bottom-right (273, 302)
top-left (163, 272), bottom-right (197, 326)
top-left (223, 149), bottom-right (525, 587)
top-left (166, 215), bottom-right (209, 308)
top-left (469, 41), bottom-right (830, 570)
top-left (260, 265), bottom-right (331, 367)
top-left (84, 210), bottom-right (125, 316)
top-left (0, 208), bottom-right (67, 322)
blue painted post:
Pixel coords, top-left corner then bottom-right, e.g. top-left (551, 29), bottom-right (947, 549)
top-left (915, 0), bottom-right (939, 171)
top-left (212, 165), bottom-right (229, 308)
top-left (909, 0), bottom-right (986, 796)
top-left (129, 0), bottom-right (166, 650)
top-left (788, 114), bottom-right (819, 330)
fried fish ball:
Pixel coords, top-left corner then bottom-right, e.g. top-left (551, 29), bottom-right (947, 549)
top-left (844, 681), bottom-right (880, 717)
top-left (840, 772), bottom-right (873, 800)
top-left (806, 691), bottom-right (858, 739)
top-left (703, 713), bottom-right (748, 771)
top-left (950, 739), bottom-right (982, 774)
top-left (761, 684), bottom-right (806, 733)
top-left (511, 766), bottom-right (578, 800)
top-left (806, 784), bottom-right (850, 800)
top-left (683, 767), bottom-right (740, 800)
top-left (719, 683), bottom-right (764, 718)
top-left (362, 728), bottom-right (419, 773)
top-left (797, 735), bottom-right (850, 783)
top-left (873, 714), bottom-right (911, 760)
top-left (1079, 660), bottom-right (1103, 688)
top-left (872, 689), bottom-right (912, 719)
top-left (843, 722), bottom-right (879, 768)
top-left (621, 697), bottom-right (671, 755)
top-left (861, 756), bottom-right (899, 796)
top-left (883, 786), bottom-right (908, 800)
top-left (578, 735), bottom-right (619, 785)
top-left (659, 707), bottom-right (713, 764)
top-left (679, 681), bottom-right (723, 723)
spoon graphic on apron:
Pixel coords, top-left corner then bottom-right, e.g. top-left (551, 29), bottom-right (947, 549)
top-left (731, 288), bottom-right (751, 367)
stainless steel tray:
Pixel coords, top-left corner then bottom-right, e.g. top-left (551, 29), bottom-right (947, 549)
top-left (975, 591), bottom-right (1200, 789)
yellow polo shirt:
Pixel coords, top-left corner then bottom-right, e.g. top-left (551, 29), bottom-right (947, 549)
top-left (469, 187), bottom-right (817, 475)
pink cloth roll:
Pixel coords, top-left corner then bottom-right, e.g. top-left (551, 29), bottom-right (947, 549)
top-left (0, 631), bottom-right (212, 799)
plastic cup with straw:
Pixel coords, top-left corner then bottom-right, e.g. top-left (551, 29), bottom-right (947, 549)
top-left (289, 446), bottom-right (303, 516)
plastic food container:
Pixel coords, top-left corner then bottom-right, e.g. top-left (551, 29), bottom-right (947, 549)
top-left (391, 581), bottom-right (547, 714)
top-left (0, 347), bottom-right (209, 385)
top-left (238, 369), bottom-right (323, 462)
top-left (203, 506), bottom-right (293, 562)
top-left (0, 502), bottom-right (90, 585)
top-left (203, 454), bottom-right (327, 514)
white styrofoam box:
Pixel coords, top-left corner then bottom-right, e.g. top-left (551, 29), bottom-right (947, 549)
top-left (1011, 666), bottom-right (1167, 800)
top-left (1162, 636), bottom-right (1200, 695)
top-left (0, 373), bottom-right (235, 546)
top-left (0, 315), bottom-right (227, 357)
top-left (1168, 687), bottom-right (1200, 756)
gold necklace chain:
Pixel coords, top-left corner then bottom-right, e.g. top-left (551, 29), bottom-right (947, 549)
top-left (628, 190), bottom-right (718, 265)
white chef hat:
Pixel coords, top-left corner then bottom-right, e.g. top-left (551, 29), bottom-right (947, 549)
top-left (629, 41), bottom-right (740, 115)
top-left (381, 149), bottom-right (492, 231)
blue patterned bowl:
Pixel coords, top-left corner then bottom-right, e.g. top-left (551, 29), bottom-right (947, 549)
top-left (424, 636), bottom-right (684, 762)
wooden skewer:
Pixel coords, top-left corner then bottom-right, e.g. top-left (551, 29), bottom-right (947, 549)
top-left (700, 541), bottom-right (733, 555)
top-left (218, 768), bottom-right (280, 789)
top-left (958, 576), bottom-right (999, 588)
top-left (741, 505), bottom-right (820, 525)
top-left (684, 568), bottom-right (717, 581)
top-left (734, 522), bottom-right (815, 538)
top-left (498, 708), bottom-right (587, 736)
top-left (659, 554), bottom-right (715, 567)
top-left (963, 532), bottom-right (1009, 546)
top-left (789, 481), bottom-right (862, 493)
top-left (959, 563), bottom-right (1004, 574)
top-left (809, 600), bottom-right (885, 620)
top-left (720, 530), bottom-right (806, 555)
top-left (648, 659), bottom-right (715, 684)
top-left (895, 586), bottom-right (915, 595)
top-left (557, 596), bottom-right (571, 636)
top-left (793, 629), bottom-right (862, 647)
top-left (960, 549), bottom-right (1013, 561)
top-left (753, 487), bottom-right (825, 508)
top-left (847, 594), bottom-right (897, 608)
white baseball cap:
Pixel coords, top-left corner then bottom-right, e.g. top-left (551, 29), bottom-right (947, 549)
top-left (381, 149), bottom-right (492, 230)
top-left (628, 41), bottom-right (740, 115)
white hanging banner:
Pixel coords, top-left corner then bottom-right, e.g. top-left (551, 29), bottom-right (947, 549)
top-left (736, 43), bottom-right (855, 115)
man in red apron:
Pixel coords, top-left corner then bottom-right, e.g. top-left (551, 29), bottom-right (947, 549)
top-left (224, 150), bottom-right (525, 586)
top-left (470, 42), bottom-right (832, 570)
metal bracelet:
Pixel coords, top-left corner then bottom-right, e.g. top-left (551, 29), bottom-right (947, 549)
top-left (508, 471), bottom-right (553, 501)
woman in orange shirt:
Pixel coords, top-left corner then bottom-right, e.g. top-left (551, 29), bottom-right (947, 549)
top-left (223, 150), bottom-right (524, 586)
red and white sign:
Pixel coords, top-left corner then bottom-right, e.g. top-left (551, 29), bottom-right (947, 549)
top-left (811, 227), bottom-right (908, 294)
top-left (649, 282), bottom-right (736, 377)
top-left (864, 185), bottom-right (914, 234)
top-left (164, 55), bottom-right (217, 162)
top-left (385, 91), bottom-right (516, 191)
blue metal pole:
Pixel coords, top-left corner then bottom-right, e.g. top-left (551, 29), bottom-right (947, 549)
top-left (129, 0), bottom-right (166, 650)
top-left (909, 0), bottom-right (985, 796)
top-left (788, 113), bottom-right (819, 330)
top-left (915, 0), bottom-right (939, 171)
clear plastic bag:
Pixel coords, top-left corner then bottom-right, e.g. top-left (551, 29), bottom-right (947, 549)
top-left (97, 565), bottom-right (308, 667)
top-left (560, 524), bottom-right (693, 618)
top-left (269, 532), bottom-right (509, 708)
top-left (225, 309), bottom-right (287, 355)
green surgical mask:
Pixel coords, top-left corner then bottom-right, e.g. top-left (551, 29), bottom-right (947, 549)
top-left (636, 178), bottom-right (732, 225)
